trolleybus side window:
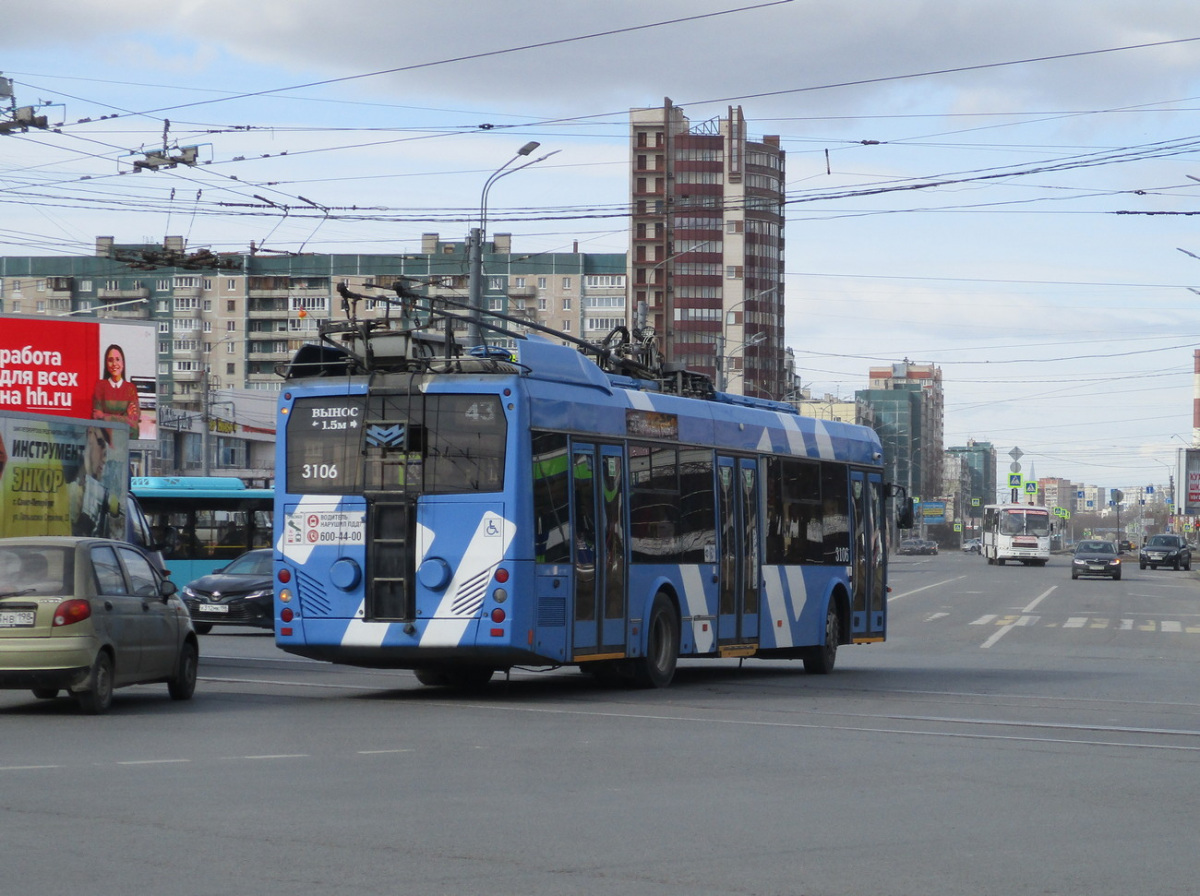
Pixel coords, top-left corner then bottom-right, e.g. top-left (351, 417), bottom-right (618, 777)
top-left (629, 441), bottom-right (681, 564)
top-left (600, 453), bottom-right (626, 620)
top-left (532, 431), bottom-right (571, 564)
top-left (766, 457), bottom-right (823, 564)
top-left (821, 463), bottom-right (851, 564)
top-left (740, 463), bottom-right (760, 616)
top-left (678, 450), bottom-right (715, 564)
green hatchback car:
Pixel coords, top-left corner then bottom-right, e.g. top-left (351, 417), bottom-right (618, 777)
top-left (0, 537), bottom-right (199, 714)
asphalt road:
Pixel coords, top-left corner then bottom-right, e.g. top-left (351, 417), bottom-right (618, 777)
top-left (3, 549), bottom-right (1198, 896)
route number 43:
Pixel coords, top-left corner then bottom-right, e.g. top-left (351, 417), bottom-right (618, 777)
top-left (464, 401), bottom-right (496, 422)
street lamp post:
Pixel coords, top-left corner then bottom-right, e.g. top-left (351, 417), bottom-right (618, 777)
top-left (1151, 456), bottom-right (1176, 527)
top-left (714, 331), bottom-right (765, 391)
top-left (719, 284), bottom-right (778, 396)
top-left (467, 141), bottom-right (557, 346)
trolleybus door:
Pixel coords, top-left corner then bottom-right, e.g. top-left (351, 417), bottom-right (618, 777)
top-left (570, 443), bottom-right (628, 657)
top-left (716, 456), bottom-right (760, 647)
top-left (850, 470), bottom-right (886, 638)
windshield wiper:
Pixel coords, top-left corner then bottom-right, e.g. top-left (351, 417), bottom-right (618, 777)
top-left (0, 588), bottom-right (36, 598)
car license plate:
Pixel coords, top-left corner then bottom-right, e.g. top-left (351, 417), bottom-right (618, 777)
top-left (197, 604), bottom-right (229, 614)
top-left (0, 610), bottom-right (36, 627)
top-left (1089, 565), bottom-right (1106, 572)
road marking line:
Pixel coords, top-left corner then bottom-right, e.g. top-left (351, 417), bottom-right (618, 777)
top-left (888, 576), bottom-right (967, 601)
top-left (239, 754), bottom-right (309, 760)
top-left (1065, 617), bottom-right (1087, 628)
top-left (980, 614), bottom-right (1040, 648)
top-left (1163, 621), bottom-right (1182, 633)
top-left (980, 615), bottom-right (1037, 649)
top-left (115, 759), bottom-right (192, 766)
top-left (970, 614), bottom-right (998, 625)
top-left (1021, 586), bottom-right (1057, 613)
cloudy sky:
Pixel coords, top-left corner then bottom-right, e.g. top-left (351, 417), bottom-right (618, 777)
top-left (4, 0), bottom-right (1200, 501)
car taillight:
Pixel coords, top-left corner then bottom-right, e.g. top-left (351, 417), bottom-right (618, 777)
top-left (53, 599), bottom-right (92, 627)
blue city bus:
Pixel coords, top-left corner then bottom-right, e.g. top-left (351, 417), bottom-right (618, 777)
top-left (131, 476), bottom-right (274, 584)
top-left (272, 290), bottom-right (910, 688)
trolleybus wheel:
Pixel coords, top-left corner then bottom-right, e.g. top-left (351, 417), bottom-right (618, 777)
top-left (632, 592), bottom-right (679, 689)
top-left (803, 600), bottom-right (839, 675)
top-left (413, 668), bottom-right (450, 687)
top-left (414, 666), bottom-right (494, 690)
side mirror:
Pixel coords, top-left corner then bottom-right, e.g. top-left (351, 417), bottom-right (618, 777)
top-left (896, 503), bottom-right (915, 529)
top-left (160, 579), bottom-right (178, 599)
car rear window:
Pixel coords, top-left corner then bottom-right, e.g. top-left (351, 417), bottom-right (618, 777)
top-left (0, 546), bottom-right (74, 595)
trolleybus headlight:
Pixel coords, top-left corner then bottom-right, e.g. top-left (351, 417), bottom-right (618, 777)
top-left (278, 568), bottom-right (291, 584)
top-left (491, 608), bottom-right (506, 624)
top-left (493, 588), bottom-right (508, 603)
top-left (279, 588), bottom-right (293, 603)
top-left (281, 607), bottom-right (294, 623)
top-left (495, 567), bottom-right (509, 583)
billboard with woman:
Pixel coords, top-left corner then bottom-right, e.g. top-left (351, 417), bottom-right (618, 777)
top-left (0, 315), bottom-right (156, 442)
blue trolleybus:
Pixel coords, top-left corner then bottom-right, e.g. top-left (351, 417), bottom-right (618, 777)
top-left (272, 289), bottom-right (911, 688)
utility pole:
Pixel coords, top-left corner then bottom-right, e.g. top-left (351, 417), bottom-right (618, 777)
top-left (201, 368), bottom-right (210, 476)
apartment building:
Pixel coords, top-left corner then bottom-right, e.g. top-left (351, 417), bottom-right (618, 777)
top-left (628, 99), bottom-right (786, 398)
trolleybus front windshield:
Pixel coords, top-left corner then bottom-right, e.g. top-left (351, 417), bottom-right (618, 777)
top-left (286, 393), bottom-right (507, 496)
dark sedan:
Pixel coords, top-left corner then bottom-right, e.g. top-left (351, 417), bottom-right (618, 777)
top-left (1139, 534), bottom-right (1192, 571)
top-left (182, 549), bottom-right (274, 633)
top-left (1070, 540), bottom-right (1121, 580)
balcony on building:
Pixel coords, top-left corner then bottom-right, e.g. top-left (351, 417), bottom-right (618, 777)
top-left (248, 276), bottom-right (290, 297)
top-left (248, 344), bottom-right (291, 362)
top-left (97, 285), bottom-right (150, 300)
top-left (248, 296), bottom-right (290, 318)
